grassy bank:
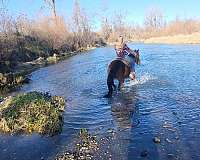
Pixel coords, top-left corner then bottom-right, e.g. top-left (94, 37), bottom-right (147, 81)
top-left (144, 32), bottom-right (200, 44)
top-left (0, 91), bottom-right (65, 135)
top-left (0, 44), bottom-right (103, 94)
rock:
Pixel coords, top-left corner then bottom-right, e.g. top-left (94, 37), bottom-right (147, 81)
top-left (1, 75), bottom-right (7, 84)
top-left (140, 150), bottom-right (148, 157)
top-left (0, 73), bottom-right (4, 81)
top-left (0, 97), bottom-right (3, 103)
top-left (15, 76), bottom-right (24, 84)
top-left (107, 128), bottom-right (115, 134)
top-left (167, 153), bottom-right (175, 159)
top-left (53, 53), bottom-right (58, 57)
top-left (153, 136), bottom-right (161, 143)
top-left (34, 57), bottom-right (45, 64)
top-left (56, 129), bottom-right (98, 160)
top-left (23, 77), bottom-right (30, 83)
top-left (178, 121), bottom-right (182, 125)
top-left (166, 138), bottom-right (173, 143)
top-left (47, 56), bottom-right (58, 64)
top-left (172, 111), bottom-right (177, 115)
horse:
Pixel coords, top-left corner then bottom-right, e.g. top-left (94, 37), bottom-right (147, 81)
top-left (104, 49), bottom-right (140, 98)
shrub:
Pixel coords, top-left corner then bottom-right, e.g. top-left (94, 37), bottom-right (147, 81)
top-left (0, 91), bottom-right (65, 135)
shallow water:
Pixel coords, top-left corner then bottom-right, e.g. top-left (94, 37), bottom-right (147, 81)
top-left (0, 44), bottom-right (200, 160)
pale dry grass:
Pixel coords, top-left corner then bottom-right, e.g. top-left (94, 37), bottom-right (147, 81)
top-left (144, 32), bottom-right (200, 44)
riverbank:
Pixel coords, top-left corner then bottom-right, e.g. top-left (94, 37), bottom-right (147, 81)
top-left (144, 32), bottom-right (200, 44)
top-left (0, 46), bottom-right (99, 94)
top-left (13, 46), bottom-right (98, 75)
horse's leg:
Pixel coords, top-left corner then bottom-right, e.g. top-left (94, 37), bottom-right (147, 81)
top-left (118, 79), bottom-right (124, 91)
top-left (112, 84), bottom-right (117, 91)
top-left (104, 73), bottom-right (114, 98)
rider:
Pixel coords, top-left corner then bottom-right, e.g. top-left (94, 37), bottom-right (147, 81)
top-left (114, 36), bottom-right (137, 80)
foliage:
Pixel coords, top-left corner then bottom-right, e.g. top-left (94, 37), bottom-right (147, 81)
top-left (0, 91), bottom-right (65, 135)
top-left (0, 3), bottom-right (103, 74)
top-left (0, 72), bottom-right (30, 94)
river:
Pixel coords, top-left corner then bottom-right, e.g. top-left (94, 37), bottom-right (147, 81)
top-left (0, 43), bottom-right (200, 160)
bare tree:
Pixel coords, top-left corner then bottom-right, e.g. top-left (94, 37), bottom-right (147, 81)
top-left (112, 11), bottom-right (127, 35)
top-left (105, 11), bottom-right (128, 41)
top-left (144, 6), bottom-right (165, 31)
top-left (0, 0), bottom-right (7, 6)
top-left (44, 0), bottom-right (57, 18)
top-left (100, 18), bottom-right (112, 40)
top-left (72, 0), bottom-right (82, 33)
top-left (71, 0), bottom-right (93, 48)
top-left (98, 0), bottom-right (112, 41)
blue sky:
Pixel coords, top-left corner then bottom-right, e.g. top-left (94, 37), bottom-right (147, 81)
top-left (4, 0), bottom-right (200, 27)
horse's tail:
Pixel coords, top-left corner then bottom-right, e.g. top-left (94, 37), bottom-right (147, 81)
top-left (104, 70), bottom-right (114, 98)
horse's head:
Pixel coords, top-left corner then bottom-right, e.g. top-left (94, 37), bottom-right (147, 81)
top-left (133, 49), bottom-right (141, 65)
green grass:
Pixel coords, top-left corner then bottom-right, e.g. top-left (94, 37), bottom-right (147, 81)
top-left (0, 91), bottom-right (65, 135)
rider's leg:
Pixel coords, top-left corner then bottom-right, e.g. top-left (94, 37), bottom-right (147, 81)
top-left (112, 83), bottom-right (117, 90)
top-left (129, 71), bottom-right (136, 80)
top-left (125, 55), bottom-right (136, 80)
top-left (129, 59), bottom-right (136, 80)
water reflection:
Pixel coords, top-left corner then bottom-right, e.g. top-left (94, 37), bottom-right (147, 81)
top-left (110, 88), bottom-right (140, 129)
top-left (102, 88), bottom-right (141, 160)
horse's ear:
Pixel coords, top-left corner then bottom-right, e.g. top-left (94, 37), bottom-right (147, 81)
top-left (137, 49), bottom-right (139, 52)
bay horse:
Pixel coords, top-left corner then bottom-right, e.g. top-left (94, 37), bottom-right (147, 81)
top-left (104, 49), bottom-right (140, 98)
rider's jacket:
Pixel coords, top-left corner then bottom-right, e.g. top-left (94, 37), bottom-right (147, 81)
top-left (115, 44), bottom-right (131, 58)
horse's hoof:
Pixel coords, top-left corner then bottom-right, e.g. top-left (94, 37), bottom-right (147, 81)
top-left (118, 87), bottom-right (122, 91)
top-left (103, 94), bottom-right (112, 98)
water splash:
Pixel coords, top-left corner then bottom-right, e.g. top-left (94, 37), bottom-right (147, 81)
top-left (127, 72), bottom-right (157, 86)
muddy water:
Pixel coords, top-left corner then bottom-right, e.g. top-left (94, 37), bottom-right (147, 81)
top-left (0, 44), bottom-right (200, 160)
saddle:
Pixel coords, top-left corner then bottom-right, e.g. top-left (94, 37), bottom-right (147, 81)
top-left (115, 57), bottom-right (131, 68)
